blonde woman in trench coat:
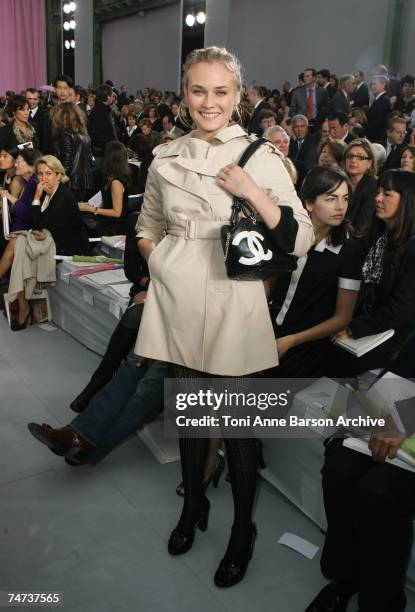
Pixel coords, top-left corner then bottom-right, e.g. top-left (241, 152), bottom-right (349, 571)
top-left (136, 48), bottom-right (314, 588)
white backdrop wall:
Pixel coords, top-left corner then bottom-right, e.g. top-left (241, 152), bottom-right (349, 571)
top-left (101, 3), bottom-right (181, 92)
top-left (226, 0), bottom-right (390, 87)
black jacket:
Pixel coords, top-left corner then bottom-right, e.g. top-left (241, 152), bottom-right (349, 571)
top-left (348, 174), bottom-right (377, 233)
top-left (53, 128), bottom-right (94, 191)
top-left (380, 144), bottom-right (405, 172)
top-left (330, 90), bottom-right (350, 115)
top-left (351, 83), bottom-right (369, 108)
top-left (29, 107), bottom-right (49, 152)
top-left (366, 93), bottom-right (391, 143)
top-left (0, 122), bottom-right (39, 151)
top-left (288, 133), bottom-right (318, 170)
top-left (29, 182), bottom-right (90, 255)
top-left (88, 101), bottom-right (118, 157)
top-left (350, 235), bottom-right (415, 348)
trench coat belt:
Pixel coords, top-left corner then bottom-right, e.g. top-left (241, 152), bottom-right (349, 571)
top-left (167, 219), bottom-right (223, 240)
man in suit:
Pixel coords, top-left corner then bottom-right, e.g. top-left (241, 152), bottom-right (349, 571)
top-left (352, 71), bottom-right (370, 108)
top-left (328, 111), bottom-right (355, 144)
top-left (366, 75), bottom-right (391, 143)
top-left (247, 85), bottom-right (270, 135)
top-left (381, 115), bottom-right (407, 171)
top-left (88, 84), bottom-right (119, 159)
top-left (288, 114), bottom-right (318, 170)
top-left (331, 74), bottom-right (355, 115)
top-left (317, 69), bottom-right (337, 100)
top-left (289, 68), bottom-right (329, 130)
top-left (161, 113), bottom-right (184, 139)
top-left (26, 88), bottom-right (48, 152)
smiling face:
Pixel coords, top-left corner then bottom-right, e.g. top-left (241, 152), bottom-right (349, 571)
top-left (37, 162), bottom-right (61, 194)
top-left (184, 61), bottom-right (240, 141)
top-left (306, 181), bottom-right (349, 229)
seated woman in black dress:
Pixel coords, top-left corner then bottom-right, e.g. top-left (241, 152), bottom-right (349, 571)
top-left (330, 169), bottom-right (415, 376)
top-left (307, 170), bottom-right (415, 612)
top-left (78, 141), bottom-right (131, 236)
top-left (269, 165), bottom-right (362, 378)
top-left (344, 137), bottom-right (377, 233)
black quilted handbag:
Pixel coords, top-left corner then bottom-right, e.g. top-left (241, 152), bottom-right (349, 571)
top-left (221, 138), bottom-right (297, 280)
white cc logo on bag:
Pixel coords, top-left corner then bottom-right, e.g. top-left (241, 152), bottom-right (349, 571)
top-left (232, 231), bottom-right (273, 266)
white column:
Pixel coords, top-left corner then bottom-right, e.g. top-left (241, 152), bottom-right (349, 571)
top-left (204, 0), bottom-right (230, 48)
top-left (74, 0), bottom-right (94, 86)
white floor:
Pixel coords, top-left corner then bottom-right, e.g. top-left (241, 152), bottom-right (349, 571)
top-left (1, 314), bottom-right (414, 611)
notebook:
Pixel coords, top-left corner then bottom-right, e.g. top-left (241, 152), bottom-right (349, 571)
top-left (88, 191), bottom-right (103, 207)
top-left (335, 329), bottom-right (395, 357)
top-left (343, 437), bottom-right (415, 473)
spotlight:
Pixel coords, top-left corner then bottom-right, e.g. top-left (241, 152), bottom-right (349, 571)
top-left (70, 2), bottom-right (77, 10)
top-left (63, 21), bottom-right (70, 30)
top-left (196, 11), bottom-right (206, 24)
top-left (185, 14), bottom-right (195, 27)
top-left (69, 19), bottom-right (76, 29)
top-left (70, 39), bottom-right (75, 48)
top-left (64, 40), bottom-right (70, 49)
top-left (63, 3), bottom-right (71, 14)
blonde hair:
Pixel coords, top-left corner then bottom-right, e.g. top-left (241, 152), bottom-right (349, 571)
top-left (281, 156), bottom-right (298, 185)
top-left (182, 46), bottom-right (243, 91)
top-left (35, 155), bottom-right (70, 183)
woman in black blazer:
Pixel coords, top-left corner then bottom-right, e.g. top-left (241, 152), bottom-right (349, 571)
top-left (29, 155), bottom-right (90, 256)
top-left (344, 138), bottom-right (378, 233)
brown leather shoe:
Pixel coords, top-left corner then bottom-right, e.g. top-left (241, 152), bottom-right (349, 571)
top-left (27, 423), bottom-right (94, 458)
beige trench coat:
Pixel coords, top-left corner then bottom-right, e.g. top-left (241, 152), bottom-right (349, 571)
top-left (135, 124), bottom-right (313, 375)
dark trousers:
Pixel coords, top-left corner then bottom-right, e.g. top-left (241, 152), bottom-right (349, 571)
top-left (71, 355), bottom-right (167, 463)
top-left (321, 440), bottom-right (415, 611)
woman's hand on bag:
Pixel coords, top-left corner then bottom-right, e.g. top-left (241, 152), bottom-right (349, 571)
top-left (32, 230), bottom-right (47, 241)
top-left (276, 335), bottom-right (296, 359)
top-left (133, 290), bottom-right (147, 305)
top-left (217, 164), bottom-right (260, 201)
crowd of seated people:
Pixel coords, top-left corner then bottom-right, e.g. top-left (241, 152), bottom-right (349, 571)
top-left (3, 57), bottom-right (415, 611)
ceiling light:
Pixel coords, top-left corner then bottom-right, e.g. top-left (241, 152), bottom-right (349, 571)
top-left (63, 4), bottom-right (71, 14)
top-left (69, 19), bottom-right (76, 29)
top-left (70, 39), bottom-right (75, 48)
top-left (69, 2), bottom-right (76, 11)
top-left (196, 11), bottom-right (206, 24)
top-left (64, 40), bottom-right (70, 49)
top-left (63, 21), bottom-right (70, 30)
top-left (185, 14), bottom-right (195, 27)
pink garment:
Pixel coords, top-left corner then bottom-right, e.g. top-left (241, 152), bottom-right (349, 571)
top-left (70, 264), bottom-right (121, 276)
top-left (0, 0), bottom-right (47, 94)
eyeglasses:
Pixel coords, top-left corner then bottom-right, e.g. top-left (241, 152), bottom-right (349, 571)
top-left (345, 153), bottom-right (371, 161)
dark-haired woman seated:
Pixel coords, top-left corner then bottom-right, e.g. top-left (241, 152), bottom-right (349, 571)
top-left (78, 141), bottom-right (130, 236)
top-left (330, 169), bottom-right (415, 376)
top-left (0, 95), bottom-right (39, 150)
top-left (268, 165), bottom-right (362, 378)
top-left (307, 169), bottom-right (415, 612)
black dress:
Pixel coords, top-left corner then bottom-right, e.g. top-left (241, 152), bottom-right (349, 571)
top-left (269, 238), bottom-right (363, 377)
top-left (348, 174), bottom-right (377, 233)
top-left (96, 177), bottom-right (129, 236)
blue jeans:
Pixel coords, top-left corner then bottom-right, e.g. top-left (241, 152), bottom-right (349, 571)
top-left (71, 353), bottom-right (167, 463)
